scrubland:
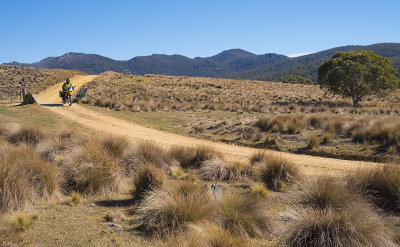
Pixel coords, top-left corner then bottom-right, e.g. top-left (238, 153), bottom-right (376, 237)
top-left (1, 119), bottom-right (400, 247)
top-left (0, 65), bottom-right (85, 102)
top-left (79, 72), bottom-right (400, 162)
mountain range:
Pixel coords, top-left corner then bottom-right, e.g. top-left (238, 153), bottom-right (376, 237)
top-left (5, 43), bottom-right (400, 82)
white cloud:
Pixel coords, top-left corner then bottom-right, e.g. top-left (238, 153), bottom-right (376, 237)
top-left (286, 52), bottom-right (313, 58)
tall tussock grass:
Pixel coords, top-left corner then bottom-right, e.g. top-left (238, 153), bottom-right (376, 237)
top-left (254, 154), bottom-right (300, 191)
top-left (168, 145), bottom-right (222, 169)
top-left (284, 206), bottom-right (397, 247)
top-left (132, 165), bottom-right (165, 200)
top-left (136, 181), bottom-right (217, 234)
top-left (349, 165), bottom-right (400, 213)
top-left (153, 222), bottom-right (249, 247)
top-left (199, 159), bottom-right (251, 182)
top-left (124, 141), bottom-right (171, 172)
top-left (101, 135), bottom-right (129, 158)
top-left (4, 123), bottom-right (46, 146)
top-left (218, 192), bottom-right (273, 237)
top-left (63, 139), bottom-right (125, 195)
top-left (0, 144), bottom-right (60, 211)
top-left (298, 176), bottom-right (359, 210)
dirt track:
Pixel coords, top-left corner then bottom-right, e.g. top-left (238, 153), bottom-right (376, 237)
top-left (35, 75), bottom-right (386, 176)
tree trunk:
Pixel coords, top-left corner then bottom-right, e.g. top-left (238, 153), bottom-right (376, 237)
top-left (352, 96), bottom-right (360, 107)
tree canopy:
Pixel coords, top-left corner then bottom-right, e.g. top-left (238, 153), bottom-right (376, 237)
top-left (283, 75), bottom-right (313, 84)
top-left (317, 50), bottom-right (398, 106)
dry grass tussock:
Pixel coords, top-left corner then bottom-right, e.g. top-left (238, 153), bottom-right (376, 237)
top-left (284, 206), bottom-right (397, 247)
top-left (254, 154), bottom-right (300, 191)
top-left (349, 165), bottom-right (400, 213)
top-left (3, 123), bottom-right (46, 146)
top-left (218, 192), bottom-right (273, 237)
top-left (199, 158), bottom-right (251, 182)
top-left (152, 222), bottom-right (249, 247)
top-left (62, 138), bottom-right (125, 195)
top-left (136, 181), bottom-right (217, 234)
top-left (168, 145), bottom-right (223, 169)
top-left (297, 176), bottom-right (360, 210)
top-left (0, 211), bottom-right (38, 246)
top-left (132, 165), bottom-right (165, 200)
top-left (0, 143), bottom-right (60, 212)
top-left (124, 141), bottom-right (172, 173)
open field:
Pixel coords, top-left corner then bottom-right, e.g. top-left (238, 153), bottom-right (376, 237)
top-left (1, 104), bottom-right (400, 246)
top-left (78, 72), bottom-right (400, 162)
top-left (1, 72), bottom-right (400, 246)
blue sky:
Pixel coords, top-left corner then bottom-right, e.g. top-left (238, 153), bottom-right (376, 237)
top-left (1, 0), bottom-right (399, 63)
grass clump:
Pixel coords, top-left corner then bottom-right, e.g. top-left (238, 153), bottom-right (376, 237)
top-left (10, 212), bottom-right (34, 232)
top-left (251, 183), bottom-right (269, 198)
top-left (249, 151), bottom-right (268, 165)
top-left (154, 222), bottom-right (249, 247)
top-left (284, 206), bottom-right (396, 247)
top-left (169, 145), bottom-right (222, 169)
top-left (132, 165), bottom-right (165, 200)
top-left (218, 192), bottom-right (273, 237)
top-left (169, 166), bottom-right (186, 180)
top-left (349, 165), bottom-right (400, 213)
top-left (101, 135), bottom-right (129, 158)
top-left (69, 191), bottom-right (82, 206)
top-left (4, 124), bottom-right (45, 146)
top-left (63, 139), bottom-right (125, 195)
top-left (307, 135), bottom-right (319, 149)
top-left (0, 144), bottom-right (60, 211)
top-left (136, 181), bottom-right (216, 234)
top-left (124, 141), bottom-right (171, 172)
top-left (298, 176), bottom-right (358, 210)
top-left (255, 154), bottom-right (300, 191)
top-left (199, 159), bottom-right (250, 182)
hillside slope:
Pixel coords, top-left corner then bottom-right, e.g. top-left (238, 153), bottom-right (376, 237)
top-left (5, 43), bottom-right (400, 82)
top-left (7, 49), bottom-right (287, 77)
top-left (229, 43), bottom-right (400, 82)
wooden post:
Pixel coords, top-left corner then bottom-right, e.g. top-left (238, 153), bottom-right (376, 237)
top-left (21, 88), bottom-right (26, 104)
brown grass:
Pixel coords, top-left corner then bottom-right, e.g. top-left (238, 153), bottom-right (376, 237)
top-left (136, 181), bottom-right (217, 234)
top-left (199, 159), bottom-right (251, 182)
top-left (168, 145), bottom-right (223, 169)
top-left (284, 206), bottom-right (396, 247)
top-left (0, 143), bottom-right (60, 211)
top-left (132, 165), bottom-right (165, 200)
top-left (62, 138), bottom-right (125, 195)
top-left (349, 165), bottom-right (400, 213)
top-left (255, 154), bottom-right (300, 191)
top-left (218, 192), bottom-right (273, 237)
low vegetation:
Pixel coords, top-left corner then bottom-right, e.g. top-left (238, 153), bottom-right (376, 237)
top-left (0, 65), bottom-right (85, 102)
top-left (255, 154), bottom-right (300, 191)
top-left (1, 121), bottom-right (400, 246)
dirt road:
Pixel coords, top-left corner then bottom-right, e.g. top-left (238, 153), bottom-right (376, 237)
top-left (35, 75), bottom-right (385, 176)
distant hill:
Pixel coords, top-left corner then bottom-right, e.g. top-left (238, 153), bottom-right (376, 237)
top-left (5, 43), bottom-right (400, 82)
top-left (6, 49), bottom-right (287, 77)
top-left (227, 43), bottom-right (400, 82)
